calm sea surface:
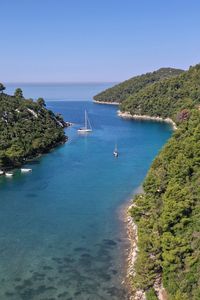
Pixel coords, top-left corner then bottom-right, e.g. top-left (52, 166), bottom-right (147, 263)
top-left (0, 84), bottom-right (172, 299)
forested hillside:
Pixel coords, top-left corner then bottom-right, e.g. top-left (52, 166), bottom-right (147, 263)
top-left (131, 109), bottom-right (200, 300)
top-left (126, 65), bottom-right (200, 300)
top-left (94, 63), bottom-right (200, 299)
top-left (93, 68), bottom-right (184, 103)
top-left (0, 86), bottom-right (67, 169)
top-left (121, 64), bottom-right (200, 121)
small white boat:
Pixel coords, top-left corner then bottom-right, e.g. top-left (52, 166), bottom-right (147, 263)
top-left (5, 172), bottom-right (13, 177)
top-left (113, 144), bottom-right (118, 157)
top-left (21, 168), bottom-right (32, 173)
top-left (0, 170), bottom-right (4, 175)
top-left (77, 110), bottom-right (92, 133)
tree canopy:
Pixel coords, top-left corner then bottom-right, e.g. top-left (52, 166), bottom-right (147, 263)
top-left (37, 97), bottom-right (46, 107)
top-left (94, 64), bottom-right (200, 299)
top-left (124, 64), bottom-right (200, 299)
top-left (14, 88), bottom-right (24, 99)
top-left (0, 83), bottom-right (6, 93)
top-left (93, 68), bottom-right (184, 103)
top-left (0, 87), bottom-right (67, 169)
top-left (131, 110), bottom-right (200, 299)
top-left (121, 64), bottom-right (200, 121)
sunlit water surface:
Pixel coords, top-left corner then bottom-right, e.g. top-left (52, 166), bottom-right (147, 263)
top-left (0, 84), bottom-right (172, 299)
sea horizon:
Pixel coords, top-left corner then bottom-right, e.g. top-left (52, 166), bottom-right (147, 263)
top-left (5, 82), bottom-right (117, 102)
top-left (5, 81), bottom-right (118, 85)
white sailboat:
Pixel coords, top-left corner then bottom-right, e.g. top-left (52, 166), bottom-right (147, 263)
top-left (77, 110), bottom-right (92, 133)
top-left (113, 144), bottom-right (118, 157)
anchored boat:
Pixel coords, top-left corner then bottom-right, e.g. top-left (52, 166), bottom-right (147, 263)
top-left (5, 172), bottom-right (13, 177)
top-left (77, 110), bottom-right (92, 133)
top-left (21, 168), bottom-right (32, 173)
top-left (113, 144), bottom-right (118, 157)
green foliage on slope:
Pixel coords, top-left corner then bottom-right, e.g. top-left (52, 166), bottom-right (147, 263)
top-left (93, 68), bottom-right (184, 103)
top-left (94, 64), bottom-right (200, 299)
top-left (131, 111), bottom-right (200, 299)
top-left (121, 64), bottom-right (200, 121)
top-left (0, 88), bottom-right (67, 169)
top-left (129, 66), bottom-right (200, 299)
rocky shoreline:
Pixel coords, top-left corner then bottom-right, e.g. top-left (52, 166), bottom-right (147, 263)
top-left (118, 186), bottom-right (146, 300)
top-left (125, 203), bottom-right (146, 300)
top-left (93, 100), bottom-right (120, 105)
top-left (117, 110), bottom-right (172, 299)
top-left (125, 198), bottom-right (168, 300)
top-left (117, 110), bottom-right (177, 130)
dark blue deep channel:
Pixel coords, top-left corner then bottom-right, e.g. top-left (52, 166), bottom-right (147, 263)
top-left (0, 84), bottom-right (172, 300)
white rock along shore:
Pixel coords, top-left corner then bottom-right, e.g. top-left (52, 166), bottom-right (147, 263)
top-left (126, 203), bottom-right (146, 300)
top-left (93, 100), bottom-right (120, 105)
top-left (117, 110), bottom-right (177, 130)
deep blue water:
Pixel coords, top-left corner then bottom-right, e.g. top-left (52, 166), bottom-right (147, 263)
top-left (0, 84), bottom-right (172, 300)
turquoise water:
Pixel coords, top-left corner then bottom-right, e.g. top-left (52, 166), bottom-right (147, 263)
top-left (0, 85), bottom-right (172, 300)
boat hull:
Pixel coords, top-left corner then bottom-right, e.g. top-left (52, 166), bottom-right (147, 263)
top-left (5, 173), bottom-right (13, 177)
top-left (77, 128), bottom-right (92, 133)
top-left (21, 168), bottom-right (32, 173)
top-left (113, 151), bottom-right (118, 157)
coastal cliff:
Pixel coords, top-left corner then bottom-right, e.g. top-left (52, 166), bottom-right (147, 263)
top-left (0, 85), bottom-right (68, 170)
top-left (95, 64), bottom-right (200, 300)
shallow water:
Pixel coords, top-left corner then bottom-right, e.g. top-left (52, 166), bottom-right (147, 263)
top-left (0, 84), bottom-right (172, 299)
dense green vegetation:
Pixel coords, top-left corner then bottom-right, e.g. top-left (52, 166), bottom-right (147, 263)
top-left (121, 65), bottom-right (200, 121)
top-left (131, 109), bottom-right (200, 299)
top-left (126, 64), bottom-right (200, 299)
top-left (93, 68), bottom-right (184, 103)
top-left (95, 64), bottom-right (200, 299)
top-left (0, 86), bottom-right (67, 169)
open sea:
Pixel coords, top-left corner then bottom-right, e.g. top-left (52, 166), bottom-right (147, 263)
top-left (0, 83), bottom-right (172, 300)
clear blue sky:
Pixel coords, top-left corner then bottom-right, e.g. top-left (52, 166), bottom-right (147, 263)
top-left (1, 0), bottom-right (200, 82)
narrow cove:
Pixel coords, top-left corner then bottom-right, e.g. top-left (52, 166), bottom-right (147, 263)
top-left (0, 86), bottom-right (172, 300)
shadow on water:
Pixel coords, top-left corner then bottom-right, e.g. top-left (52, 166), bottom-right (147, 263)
top-left (3, 238), bottom-right (128, 300)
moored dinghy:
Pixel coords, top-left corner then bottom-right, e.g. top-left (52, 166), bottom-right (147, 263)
top-left (21, 168), bottom-right (32, 173)
top-left (5, 172), bottom-right (13, 177)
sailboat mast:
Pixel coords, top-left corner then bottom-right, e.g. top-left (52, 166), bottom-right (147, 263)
top-left (85, 110), bottom-right (87, 129)
top-left (77, 110), bottom-right (92, 133)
